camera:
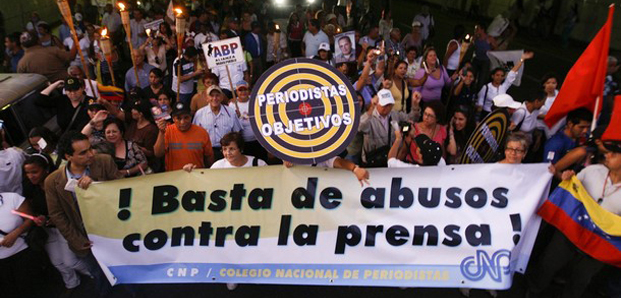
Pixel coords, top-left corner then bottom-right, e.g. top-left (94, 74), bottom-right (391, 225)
top-left (399, 121), bottom-right (412, 135)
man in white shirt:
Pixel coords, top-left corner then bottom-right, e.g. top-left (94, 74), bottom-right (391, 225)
top-left (510, 91), bottom-right (546, 134)
top-left (412, 6), bottom-right (434, 41)
top-left (213, 62), bottom-right (249, 98)
top-left (130, 9), bottom-right (147, 49)
top-left (65, 65), bottom-right (99, 98)
top-left (63, 29), bottom-right (90, 68)
top-left (302, 19), bottom-right (329, 58)
top-left (194, 23), bottom-right (219, 51)
top-left (101, 4), bottom-right (121, 40)
top-left (230, 80), bottom-right (268, 161)
top-left (359, 25), bottom-right (380, 48)
top-left (193, 86), bottom-right (242, 160)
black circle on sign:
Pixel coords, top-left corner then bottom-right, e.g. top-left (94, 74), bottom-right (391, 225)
top-left (249, 58), bottom-right (360, 164)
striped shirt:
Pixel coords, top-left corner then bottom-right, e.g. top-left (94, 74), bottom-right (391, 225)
top-left (193, 104), bottom-right (243, 148)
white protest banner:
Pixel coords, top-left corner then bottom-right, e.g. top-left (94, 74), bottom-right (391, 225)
top-left (487, 50), bottom-right (525, 86)
top-left (144, 19), bottom-right (164, 33)
top-left (77, 164), bottom-right (551, 289)
top-left (202, 37), bottom-right (244, 69)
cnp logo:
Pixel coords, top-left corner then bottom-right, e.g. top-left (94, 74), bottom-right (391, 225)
top-left (460, 250), bottom-right (511, 282)
top-left (249, 58), bottom-right (360, 164)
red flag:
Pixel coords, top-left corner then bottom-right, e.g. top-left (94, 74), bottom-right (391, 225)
top-left (545, 5), bottom-right (615, 128)
top-left (602, 96), bottom-right (621, 140)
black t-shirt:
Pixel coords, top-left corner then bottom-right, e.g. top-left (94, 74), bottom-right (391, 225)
top-left (35, 91), bottom-right (92, 132)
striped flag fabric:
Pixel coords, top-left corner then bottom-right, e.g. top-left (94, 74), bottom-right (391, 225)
top-left (538, 176), bottom-right (621, 267)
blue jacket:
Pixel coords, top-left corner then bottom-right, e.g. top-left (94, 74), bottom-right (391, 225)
top-left (244, 33), bottom-right (263, 58)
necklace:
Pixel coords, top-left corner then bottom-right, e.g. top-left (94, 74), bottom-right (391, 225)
top-left (599, 171), bottom-right (621, 204)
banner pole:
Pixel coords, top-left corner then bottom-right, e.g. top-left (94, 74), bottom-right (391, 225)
top-left (226, 65), bottom-right (240, 116)
top-left (591, 95), bottom-right (601, 134)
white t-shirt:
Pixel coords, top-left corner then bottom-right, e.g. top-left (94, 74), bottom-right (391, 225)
top-left (214, 62), bottom-right (248, 91)
top-left (302, 30), bottom-right (329, 57)
top-left (577, 164), bottom-right (621, 216)
top-left (0, 192), bottom-right (28, 259)
top-left (477, 70), bottom-right (517, 112)
top-left (195, 32), bottom-right (219, 50)
top-left (172, 57), bottom-right (195, 95)
top-left (63, 36), bottom-right (90, 67)
top-left (412, 13), bottom-right (434, 40)
top-left (229, 101), bottom-right (255, 142)
top-left (511, 103), bottom-right (540, 134)
top-left (387, 157), bottom-right (446, 168)
top-left (211, 155), bottom-right (267, 168)
top-left (0, 148), bottom-right (25, 195)
top-left (292, 156), bottom-right (337, 168)
top-left (540, 90), bottom-right (559, 116)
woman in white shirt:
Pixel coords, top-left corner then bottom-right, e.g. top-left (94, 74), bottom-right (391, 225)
top-left (211, 132), bottom-right (267, 168)
top-left (140, 36), bottom-right (171, 73)
top-left (183, 132), bottom-right (266, 170)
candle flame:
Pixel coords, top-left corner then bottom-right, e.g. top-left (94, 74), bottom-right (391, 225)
top-left (118, 2), bottom-right (125, 11)
top-left (146, 28), bottom-right (151, 36)
top-left (101, 27), bottom-right (108, 37)
top-left (174, 8), bottom-right (183, 17)
top-left (275, 24), bottom-right (280, 30)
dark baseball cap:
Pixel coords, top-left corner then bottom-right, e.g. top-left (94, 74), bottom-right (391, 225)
top-left (414, 134), bottom-right (443, 166)
top-left (604, 140), bottom-right (621, 153)
top-left (64, 77), bottom-right (83, 91)
top-left (171, 101), bottom-right (191, 116)
top-left (87, 98), bottom-right (105, 111)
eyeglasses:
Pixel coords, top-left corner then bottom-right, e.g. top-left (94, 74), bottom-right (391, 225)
top-left (505, 147), bottom-right (525, 154)
top-left (423, 112), bottom-right (436, 118)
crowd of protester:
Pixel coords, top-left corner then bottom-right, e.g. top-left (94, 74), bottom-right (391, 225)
top-left (1, 0), bottom-right (621, 297)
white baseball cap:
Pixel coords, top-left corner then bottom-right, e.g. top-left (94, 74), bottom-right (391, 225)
top-left (318, 42), bottom-right (330, 52)
top-left (377, 89), bottom-right (395, 106)
top-left (493, 94), bottom-right (521, 109)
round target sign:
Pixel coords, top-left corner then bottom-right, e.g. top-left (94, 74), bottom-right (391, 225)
top-left (249, 58), bottom-right (361, 164)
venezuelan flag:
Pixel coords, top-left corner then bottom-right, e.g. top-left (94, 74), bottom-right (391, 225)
top-left (538, 176), bottom-right (621, 267)
top-left (98, 84), bottom-right (125, 102)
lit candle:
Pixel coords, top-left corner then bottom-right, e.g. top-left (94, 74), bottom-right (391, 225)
top-left (118, 2), bottom-right (140, 87)
top-left (174, 8), bottom-right (185, 102)
top-left (273, 23), bottom-right (280, 60)
top-left (459, 34), bottom-right (472, 66)
top-left (56, 0), bottom-right (96, 93)
top-left (100, 28), bottom-right (116, 86)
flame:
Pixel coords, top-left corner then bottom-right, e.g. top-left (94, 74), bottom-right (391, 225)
top-left (174, 8), bottom-right (183, 17)
top-left (101, 27), bottom-right (108, 37)
top-left (145, 28), bottom-right (151, 36)
top-left (117, 2), bottom-right (125, 11)
top-left (275, 24), bottom-right (280, 30)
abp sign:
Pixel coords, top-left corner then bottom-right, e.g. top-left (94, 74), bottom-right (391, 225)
top-left (203, 37), bottom-right (245, 69)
